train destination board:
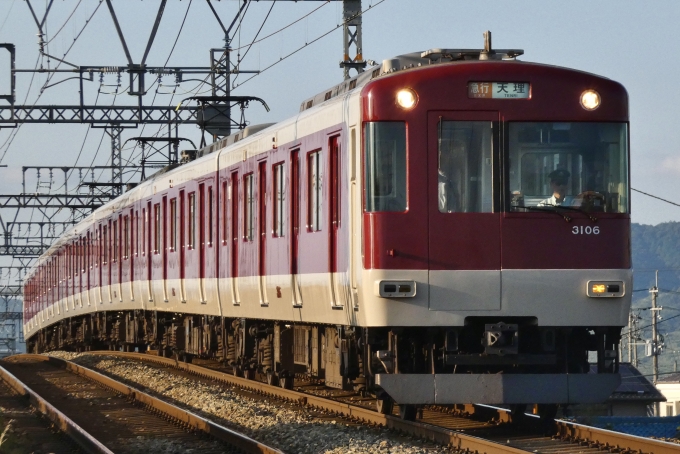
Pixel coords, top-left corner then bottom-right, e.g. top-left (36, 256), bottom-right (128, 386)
top-left (468, 82), bottom-right (530, 99)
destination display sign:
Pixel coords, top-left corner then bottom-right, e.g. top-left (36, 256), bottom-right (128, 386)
top-left (468, 82), bottom-right (530, 99)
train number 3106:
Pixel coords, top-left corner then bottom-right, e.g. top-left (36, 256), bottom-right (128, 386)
top-left (572, 226), bottom-right (600, 235)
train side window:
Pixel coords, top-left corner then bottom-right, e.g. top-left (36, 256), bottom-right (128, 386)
top-left (208, 186), bottom-right (214, 246)
top-left (129, 210), bottom-right (134, 260)
top-left (87, 232), bottom-right (92, 270)
top-left (244, 173), bottom-right (255, 241)
top-left (189, 192), bottom-right (196, 249)
top-left (308, 150), bottom-right (323, 231)
top-left (113, 220), bottom-right (119, 263)
top-left (123, 215), bottom-right (129, 260)
top-left (95, 228), bottom-right (100, 268)
top-left (364, 122), bottom-right (407, 212)
top-left (273, 162), bottom-right (285, 237)
top-left (102, 225), bottom-right (108, 264)
top-left (170, 198), bottom-right (177, 252)
top-left (437, 121), bottom-right (493, 213)
top-left (146, 201), bottom-right (152, 257)
top-left (154, 204), bottom-right (161, 254)
top-left (81, 238), bottom-right (85, 273)
top-left (141, 208), bottom-right (147, 256)
top-left (134, 211), bottom-right (139, 257)
top-left (222, 181), bottom-right (228, 244)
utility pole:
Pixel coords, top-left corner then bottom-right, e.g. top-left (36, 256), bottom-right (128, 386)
top-left (627, 310), bottom-right (633, 363)
top-left (632, 311), bottom-right (638, 367)
top-left (651, 270), bottom-right (659, 385)
top-left (340, 0), bottom-right (366, 80)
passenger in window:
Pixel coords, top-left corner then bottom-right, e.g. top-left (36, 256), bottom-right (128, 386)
top-left (438, 140), bottom-right (462, 212)
top-left (537, 169), bottom-right (573, 207)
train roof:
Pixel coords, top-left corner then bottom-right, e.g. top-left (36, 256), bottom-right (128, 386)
top-left (298, 35), bottom-right (524, 114)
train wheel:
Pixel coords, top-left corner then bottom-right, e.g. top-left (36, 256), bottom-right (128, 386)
top-left (376, 397), bottom-right (394, 415)
top-left (280, 376), bottom-right (294, 390)
top-left (243, 369), bottom-right (255, 380)
top-left (399, 404), bottom-right (417, 421)
top-left (537, 404), bottom-right (558, 423)
top-left (266, 371), bottom-right (278, 386)
top-left (509, 404), bottom-right (527, 424)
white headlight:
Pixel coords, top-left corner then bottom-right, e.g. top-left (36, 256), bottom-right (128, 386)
top-left (580, 89), bottom-right (601, 111)
top-left (397, 89), bottom-right (417, 109)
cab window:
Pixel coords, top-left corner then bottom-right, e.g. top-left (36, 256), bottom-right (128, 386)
top-left (364, 122), bottom-right (407, 212)
top-left (508, 122), bottom-right (629, 213)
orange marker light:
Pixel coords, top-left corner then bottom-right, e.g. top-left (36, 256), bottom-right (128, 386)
top-left (592, 284), bottom-right (606, 293)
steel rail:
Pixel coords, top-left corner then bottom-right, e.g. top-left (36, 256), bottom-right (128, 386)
top-left (555, 419), bottom-right (680, 454)
top-left (12, 354), bottom-right (284, 454)
top-left (0, 358), bottom-right (114, 454)
top-left (84, 351), bottom-right (529, 453)
top-left (87, 351), bottom-right (680, 454)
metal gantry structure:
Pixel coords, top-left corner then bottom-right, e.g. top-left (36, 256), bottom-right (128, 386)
top-left (0, 0), bottom-right (367, 355)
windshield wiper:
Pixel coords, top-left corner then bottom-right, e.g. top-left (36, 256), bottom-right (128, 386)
top-left (545, 204), bottom-right (598, 222)
top-left (515, 205), bottom-right (572, 222)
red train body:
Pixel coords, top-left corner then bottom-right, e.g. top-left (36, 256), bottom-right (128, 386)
top-left (23, 42), bottom-right (631, 416)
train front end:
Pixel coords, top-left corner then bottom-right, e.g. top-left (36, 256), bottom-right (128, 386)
top-left (360, 48), bottom-right (630, 409)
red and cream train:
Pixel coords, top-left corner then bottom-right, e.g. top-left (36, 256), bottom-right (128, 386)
top-left (23, 39), bottom-right (631, 418)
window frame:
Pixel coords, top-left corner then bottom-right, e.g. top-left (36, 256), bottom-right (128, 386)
top-left (307, 150), bottom-right (323, 232)
top-left (363, 121), bottom-right (408, 213)
top-left (188, 192), bottom-right (196, 249)
top-left (170, 198), bottom-right (177, 252)
top-left (244, 173), bottom-right (255, 241)
top-left (208, 186), bottom-right (214, 247)
top-left (273, 162), bottom-right (286, 237)
top-left (154, 203), bottom-right (161, 254)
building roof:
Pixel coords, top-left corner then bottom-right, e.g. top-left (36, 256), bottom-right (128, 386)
top-left (657, 371), bottom-right (680, 384)
top-left (591, 363), bottom-right (666, 403)
top-left (579, 416), bottom-right (680, 439)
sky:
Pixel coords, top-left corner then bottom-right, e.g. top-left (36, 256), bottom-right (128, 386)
top-left (0, 0), bottom-right (678, 227)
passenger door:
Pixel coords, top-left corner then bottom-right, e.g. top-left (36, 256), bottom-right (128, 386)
top-left (427, 111), bottom-right (501, 311)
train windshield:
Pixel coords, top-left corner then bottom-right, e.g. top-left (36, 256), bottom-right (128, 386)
top-left (507, 122), bottom-right (629, 213)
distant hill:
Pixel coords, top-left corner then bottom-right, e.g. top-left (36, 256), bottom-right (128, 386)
top-left (630, 222), bottom-right (680, 378)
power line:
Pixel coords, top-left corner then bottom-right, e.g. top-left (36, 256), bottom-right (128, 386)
top-left (231, 0), bottom-right (330, 51)
top-left (0, 0), bottom-right (16, 35)
top-left (629, 312), bottom-right (680, 335)
top-left (45, 0), bottom-right (82, 45)
top-left (632, 188), bottom-right (680, 209)
top-left (237, 0), bottom-right (276, 66)
top-left (0, 0), bottom-right (103, 164)
top-left (234, 0), bottom-right (388, 89)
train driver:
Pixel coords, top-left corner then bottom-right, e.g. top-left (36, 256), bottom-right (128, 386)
top-left (538, 168), bottom-right (574, 207)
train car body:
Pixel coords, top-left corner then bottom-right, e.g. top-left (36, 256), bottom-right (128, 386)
top-left (23, 43), bottom-right (631, 415)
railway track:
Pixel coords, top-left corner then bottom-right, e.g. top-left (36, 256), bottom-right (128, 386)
top-left (66, 351), bottom-right (680, 454)
top-left (0, 377), bottom-right (85, 454)
top-left (0, 354), bottom-right (284, 454)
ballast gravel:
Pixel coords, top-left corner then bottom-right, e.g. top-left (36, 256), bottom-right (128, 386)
top-left (47, 352), bottom-right (456, 454)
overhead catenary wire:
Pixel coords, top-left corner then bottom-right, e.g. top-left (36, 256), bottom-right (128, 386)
top-left (45, 0), bottom-right (82, 45)
top-left (236, 0), bottom-right (275, 68)
top-left (122, 0), bottom-right (194, 180)
top-left (231, 0), bottom-right (330, 51)
top-left (0, 0), bottom-right (103, 164)
top-left (233, 0), bottom-right (388, 89)
top-left (0, 0), bottom-right (16, 35)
